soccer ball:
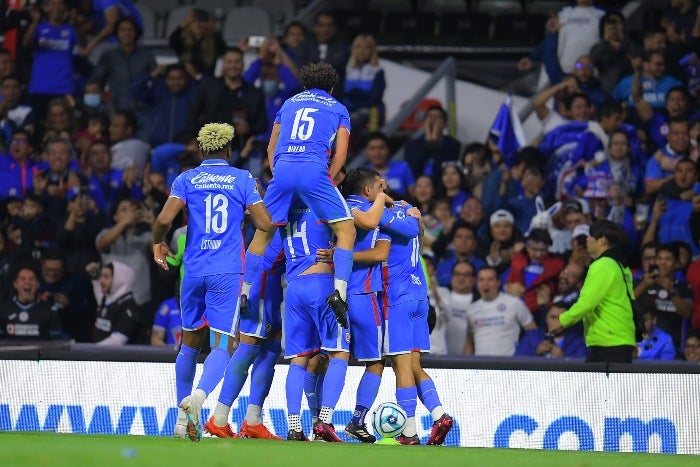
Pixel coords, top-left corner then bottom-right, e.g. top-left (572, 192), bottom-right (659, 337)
top-left (372, 402), bottom-right (407, 438)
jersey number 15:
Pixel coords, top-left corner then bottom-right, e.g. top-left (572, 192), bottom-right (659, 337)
top-left (290, 108), bottom-right (318, 141)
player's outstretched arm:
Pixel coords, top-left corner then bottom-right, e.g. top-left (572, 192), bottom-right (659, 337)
top-left (248, 202), bottom-right (274, 232)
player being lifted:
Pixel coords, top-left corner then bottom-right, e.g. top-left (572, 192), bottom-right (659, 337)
top-left (153, 123), bottom-right (273, 441)
top-left (282, 199), bottom-right (351, 442)
top-left (241, 62), bottom-right (356, 330)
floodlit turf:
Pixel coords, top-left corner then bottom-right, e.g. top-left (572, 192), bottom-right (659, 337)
top-left (0, 432), bottom-right (696, 467)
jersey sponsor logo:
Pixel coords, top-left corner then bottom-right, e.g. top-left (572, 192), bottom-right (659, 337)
top-left (190, 173), bottom-right (236, 185)
top-left (497, 304), bottom-right (507, 313)
top-left (200, 239), bottom-right (222, 250)
top-left (410, 274), bottom-right (423, 285)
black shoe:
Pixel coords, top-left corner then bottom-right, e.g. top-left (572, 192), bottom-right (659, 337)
top-left (287, 429), bottom-right (309, 441)
top-left (325, 290), bottom-right (349, 328)
top-left (239, 294), bottom-right (248, 315)
top-left (396, 433), bottom-right (420, 445)
top-left (344, 420), bottom-right (376, 443)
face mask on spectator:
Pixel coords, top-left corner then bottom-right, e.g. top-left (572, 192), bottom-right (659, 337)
top-left (84, 94), bottom-right (101, 107)
top-left (261, 79), bottom-right (279, 96)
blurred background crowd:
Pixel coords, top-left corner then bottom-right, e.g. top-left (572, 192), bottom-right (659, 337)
top-left (0, 0), bottom-right (699, 363)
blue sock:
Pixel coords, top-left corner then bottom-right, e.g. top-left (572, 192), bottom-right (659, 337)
top-left (217, 343), bottom-right (261, 406)
top-left (320, 358), bottom-right (348, 410)
top-left (286, 363), bottom-right (306, 415)
top-left (243, 252), bottom-right (264, 286)
top-left (417, 379), bottom-right (442, 412)
top-left (249, 342), bottom-right (281, 406)
top-left (396, 386), bottom-right (417, 417)
top-left (304, 371), bottom-right (319, 418)
top-left (196, 347), bottom-right (230, 396)
top-left (351, 372), bottom-right (381, 425)
top-left (175, 344), bottom-right (199, 405)
top-left (332, 248), bottom-right (353, 297)
top-left (315, 372), bottom-right (325, 415)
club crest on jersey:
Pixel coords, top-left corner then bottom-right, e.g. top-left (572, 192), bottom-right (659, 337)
top-left (345, 331), bottom-right (351, 343)
top-left (19, 312), bottom-right (29, 322)
top-left (497, 304), bottom-right (507, 313)
top-left (396, 210), bottom-right (406, 220)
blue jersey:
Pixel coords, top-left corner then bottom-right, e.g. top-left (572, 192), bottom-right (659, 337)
top-left (273, 89), bottom-right (350, 167)
top-left (92, 0), bottom-right (143, 35)
top-left (346, 195), bottom-right (389, 294)
top-left (379, 204), bottom-right (427, 304)
top-left (28, 22), bottom-right (77, 95)
top-left (152, 297), bottom-right (182, 346)
top-left (169, 159), bottom-right (261, 277)
top-left (280, 202), bottom-right (333, 281)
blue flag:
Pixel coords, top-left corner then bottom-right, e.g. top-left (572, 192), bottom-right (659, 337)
top-left (489, 96), bottom-right (525, 167)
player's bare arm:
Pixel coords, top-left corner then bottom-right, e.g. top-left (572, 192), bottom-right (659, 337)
top-left (152, 196), bottom-right (184, 270)
top-left (247, 202), bottom-right (274, 232)
top-left (267, 123), bottom-right (280, 171)
top-left (328, 127), bottom-right (349, 178)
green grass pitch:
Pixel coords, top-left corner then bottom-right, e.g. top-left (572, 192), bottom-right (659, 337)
top-left (0, 432), bottom-right (696, 467)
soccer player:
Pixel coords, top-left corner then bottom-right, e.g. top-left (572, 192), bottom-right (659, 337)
top-left (379, 201), bottom-right (454, 445)
top-left (204, 235), bottom-right (285, 440)
top-left (153, 123), bottom-right (273, 442)
top-left (282, 199), bottom-right (350, 442)
top-left (242, 62), bottom-right (356, 331)
top-left (341, 167), bottom-right (392, 443)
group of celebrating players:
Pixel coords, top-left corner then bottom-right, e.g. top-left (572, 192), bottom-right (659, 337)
top-left (152, 62), bottom-right (454, 445)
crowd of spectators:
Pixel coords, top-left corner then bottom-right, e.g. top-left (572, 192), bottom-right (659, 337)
top-left (0, 1), bottom-right (699, 364)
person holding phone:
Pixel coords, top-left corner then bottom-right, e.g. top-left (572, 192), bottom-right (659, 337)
top-left (515, 302), bottom-right (588, 358)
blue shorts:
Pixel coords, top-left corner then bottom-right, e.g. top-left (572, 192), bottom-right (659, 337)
top-left (264, 161), bottom-right (352, 225)
top-left (348, 293), bottom-right (383, 361)
top-left (383, 298), bottom-right (430, 356)
top-left (284, 274), bottom-right (350, 359)
top-left (180, 273), bottom-right (242, 337)
top-left (240, 270), bottom-right (283, 339)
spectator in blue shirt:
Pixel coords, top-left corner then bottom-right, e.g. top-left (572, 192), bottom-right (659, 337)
top-left (79, 0), bottom-right (143, 63)
top-left (636, 304), bottom-right (677, 360)
top-left (151, 296), bottom-right (182, 347)
top-left (364, 131), bottom-right (414, 197)
top-left (516, 302), bottom-right (588, 358)
top-left (23, 0), bottom-right (78, 127)
top-left (644, 117), bottom-right (690, 195)
top-left (611, 50), bottom-right (682, 110)
top-left (0, 75), bottom-right (35, 145)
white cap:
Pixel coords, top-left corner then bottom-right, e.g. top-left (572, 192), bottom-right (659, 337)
top-left (572, 224), bottom-right (590, 238)
top-left (490, 209), bottom-right (514, 226)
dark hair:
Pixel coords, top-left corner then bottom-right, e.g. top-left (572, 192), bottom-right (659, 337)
top-left (364, 131), bottom-right (390, 149)
top-left (314, 10), bottom-right (337, 25)
top-left (589, 219), bottom-right (622, 246)
top-left (165, 63), bottom-right (187, 77)
top-left (299, 62), bottom-right (338, 92)
top-left (11, 128), bottom-right (33, 148)
top-left (527, 227), bottom-right (552, 245)
top-left (513, 146), bottom-right (545, 170)
top-left (0, 48), bottom-right (11, 57)
top-left (42, 248), bottom-right (66, 263)
top-left (191, 8), bottom-right (210, 22)
top-left (452, 222), bottom-right (477, 241)
top-left (343, 167), bottom-right (379, 196)
top-left (451, 260), bottom-right (474, 275)
top-left (11, 262), bottom-right (39, 283)
top-left (114, 15), bottom-right (142, 41)
top-left (284, 21), bottom-right (307, 37)
top-left (666, 86), bottom-right (690, 105)
top-left (640, 241), bottom-right (657, 252)
top-left (668, 115), bottom-right (689, 127)
top-left (462, 142), bottom-right (492, 166)
top-left (564, 92), bottom-right (591, 111)
top-left (23, 193), bottom-right (44, 209)
top-left (87, 140), bottom-right (110, 154)
top-left (643, 49), bottom-right (664, 62)
top-left (643, 27), bottom-right (666, 40)
top-left (657, 243), bottom-right (680, 261)
top-left (1, 74), bottom-right (20, 86)
top-left (477, 266), bottom-right (500, 280)
top-left (599, 10), bottom-right (624, 38)
top-left (112, 110), bottom-right (137, 132)
top-left (223, 46), bottom-right (244, 58)
top-left (598, 100), bottom-right (622, 119)
top-left (425, 105), bottom-right (447, 120)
